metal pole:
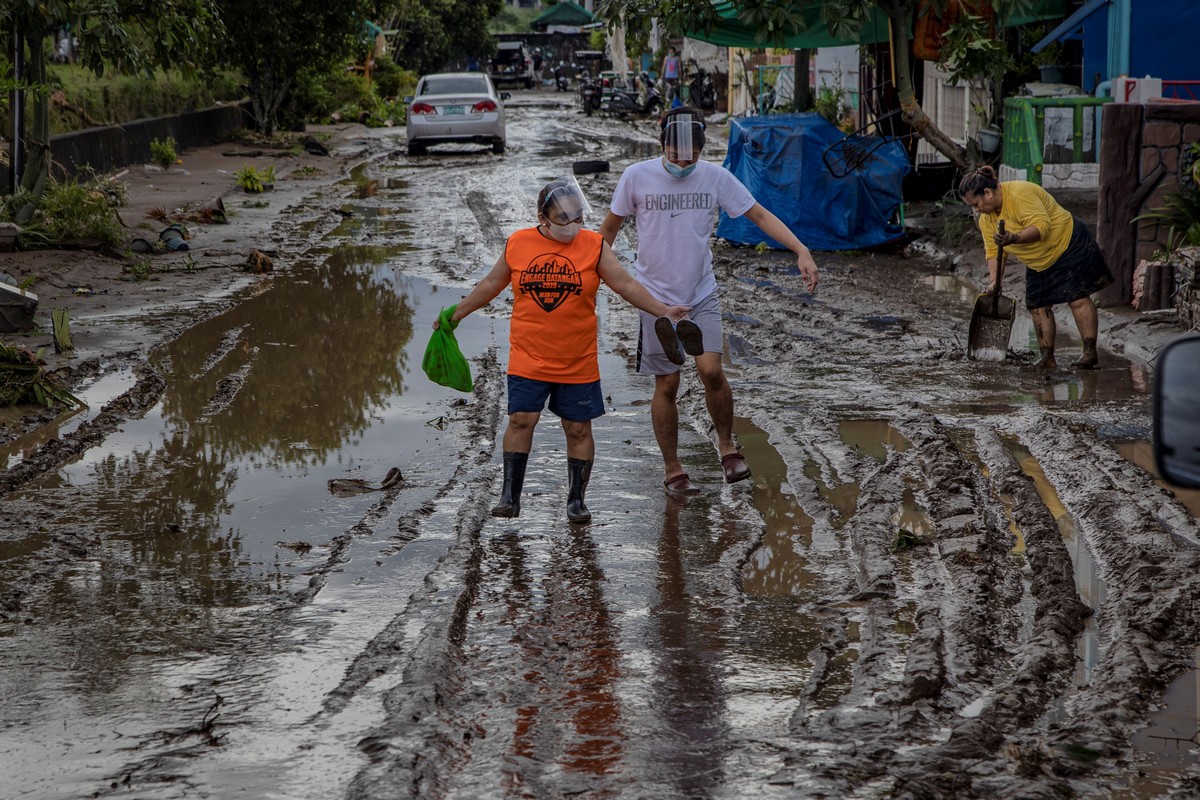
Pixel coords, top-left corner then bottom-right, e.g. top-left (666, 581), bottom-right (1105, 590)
top-left (9, 28), bottom-right (24, 194)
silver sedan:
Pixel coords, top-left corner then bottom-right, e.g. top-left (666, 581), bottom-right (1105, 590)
top-left (404, 73), bottom-right (510, 156)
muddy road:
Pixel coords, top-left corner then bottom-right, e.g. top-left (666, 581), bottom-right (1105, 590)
top-left (3, 93), bottom-right (1200, 799)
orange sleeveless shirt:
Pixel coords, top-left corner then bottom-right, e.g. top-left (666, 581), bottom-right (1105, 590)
top-left (504, 227), bottom-right (603, 383)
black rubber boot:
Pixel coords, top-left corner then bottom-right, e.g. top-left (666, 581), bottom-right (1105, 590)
top-left (491, 451), bottom-right (528, 518)
top-left (566, 458), bottom-right (592, 524)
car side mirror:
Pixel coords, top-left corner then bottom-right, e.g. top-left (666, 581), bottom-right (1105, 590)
top-left (402, 96), bottom-right (413, 104)
top-left (500, 92), bottom-right (512, 101)
top-left (1153, 334), bottom-right (1200, 488)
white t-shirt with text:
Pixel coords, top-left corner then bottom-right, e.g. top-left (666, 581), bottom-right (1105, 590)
top-left (609, 158), bottom-right (756, 307)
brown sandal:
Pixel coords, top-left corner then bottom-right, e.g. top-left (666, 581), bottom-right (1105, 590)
top-left (721, 452), bottom-right (751, 483)
top-left (654, 317), bottom-right (686, 366)
top-left (663, 473), bottom-right (700, 495)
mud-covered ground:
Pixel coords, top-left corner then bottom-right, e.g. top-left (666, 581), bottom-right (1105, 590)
top-left (2, 93), bottom-right (1199, 799)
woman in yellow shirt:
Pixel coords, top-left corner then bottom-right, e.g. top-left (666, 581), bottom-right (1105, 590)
top-left (438, 178), bottom-right (689, 523)
top-left (959, 166), bottom-right (1113, 368)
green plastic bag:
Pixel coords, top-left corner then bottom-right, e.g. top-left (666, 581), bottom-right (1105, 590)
top-left (422, 305), bottom-right (473, 392)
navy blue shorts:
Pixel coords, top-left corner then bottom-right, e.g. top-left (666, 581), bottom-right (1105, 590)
top-left (507, 376), bottom-right (605, 421)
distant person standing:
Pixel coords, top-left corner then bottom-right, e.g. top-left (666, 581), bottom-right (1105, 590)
top-left (959, 166), bottom-right (1113, 369)
top-left (599, 106), bottom-right (819, 494)
top-left (661, 46), bottom-right (681, 102)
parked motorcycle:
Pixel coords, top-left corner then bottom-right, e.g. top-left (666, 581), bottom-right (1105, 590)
top-left (554, 62), bottom-right (572, 92)
top-left (578, 69), bottom-right (602, 116)
top-left (687, 64), bottom-right (718, 111)
top-left (601, 71), bottom-right (663, 118)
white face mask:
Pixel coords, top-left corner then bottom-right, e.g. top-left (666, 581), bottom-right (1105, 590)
top-left (545, 220), bottom-right (582, 242)
top-left (662, 157), bottom-right (696, 178)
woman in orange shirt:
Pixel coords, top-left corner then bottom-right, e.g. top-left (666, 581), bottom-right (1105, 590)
top-left (440, 178), bottom-right (689, 523)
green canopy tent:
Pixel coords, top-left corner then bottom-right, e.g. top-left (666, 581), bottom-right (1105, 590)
top-left (532, 1), bottom-right (596, 31)
top-left (689, 1), bottom-right (1067, 49)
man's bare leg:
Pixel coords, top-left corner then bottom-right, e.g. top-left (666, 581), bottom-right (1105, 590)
top-left (695, 352), bottom-right (738, 457)
top-left (652, 372), bottom-right (684, 480)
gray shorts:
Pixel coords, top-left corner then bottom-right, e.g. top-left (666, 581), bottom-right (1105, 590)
top-left (636, 291), bottom-right (723, 376)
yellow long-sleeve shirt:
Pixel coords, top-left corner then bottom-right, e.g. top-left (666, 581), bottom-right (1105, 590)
top-left (978, 181), bottom-right (1073, 271)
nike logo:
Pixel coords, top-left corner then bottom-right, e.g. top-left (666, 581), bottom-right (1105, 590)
top-left (670, 211), bottom-right (687, 217)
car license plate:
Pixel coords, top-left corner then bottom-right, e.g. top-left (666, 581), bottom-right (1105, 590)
top-left (443, 106), bottom-right (465, 115)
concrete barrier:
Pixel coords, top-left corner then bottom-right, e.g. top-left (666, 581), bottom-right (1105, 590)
top-left (1, 101), bottom-right (254, 188)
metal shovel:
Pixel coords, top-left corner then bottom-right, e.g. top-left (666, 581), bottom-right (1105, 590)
top-left (967, 220), bottom-right (1016, 362)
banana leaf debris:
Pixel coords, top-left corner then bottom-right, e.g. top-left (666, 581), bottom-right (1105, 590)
top-left (0, 342), bottom-right (82, 408)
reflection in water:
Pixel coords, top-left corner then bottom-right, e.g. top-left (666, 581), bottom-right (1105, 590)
top-left (735, 417), bottom-right (818, 594)
top-left (732, 418), bottom-right (843, 720)
top-left (892, 487), bottom-right (935, 540)
top-left (838, 419), bottom-right (911, 462)
top-left (500, 529), bottom-right (626, 791)
top-left (155, 252), bottom-right (415, 467)
top-left (1119, 655), bottom-right (1200, 799)
top-left (651, 495), bottom-right (730, 796)
top-left (2, 247), bottom-right (427, 734)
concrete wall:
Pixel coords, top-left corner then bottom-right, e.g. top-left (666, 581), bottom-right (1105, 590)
top-left (1, 101), bottom-right (254, 191)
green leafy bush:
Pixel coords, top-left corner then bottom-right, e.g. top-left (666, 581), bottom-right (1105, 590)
top-left (150, 136), bottom-right (177, 169)
top-left (371, 56), bottom-right (417, 101)
top-left (234, 164), bottom-right (276, 193)
top-left (6, 176), bottom-right (124, 247)
top-left (285, 63), bottom-right (415, 129)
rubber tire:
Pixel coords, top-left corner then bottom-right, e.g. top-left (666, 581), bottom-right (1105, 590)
top-left (407, 141), bottom-right (425, 156)
top-left (492, 139), bottom-right (506, 155)
top-left (645, 99), bottom-right (662, 118)
top-left (572, 159), bottom-right (609, 175)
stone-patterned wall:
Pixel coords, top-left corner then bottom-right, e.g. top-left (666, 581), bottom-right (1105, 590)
top-left (1138, 110), bottom-right (1200, 264)
top-left (998, 163), bottom-right (1100, 189)
top-left (1096, 101), bottom-right (1200, 313)
top-left (1042, 162), bottom-right (1100, 189)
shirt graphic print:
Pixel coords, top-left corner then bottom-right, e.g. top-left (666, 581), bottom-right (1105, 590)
top-left (519, 253), bottom-right (583, 312)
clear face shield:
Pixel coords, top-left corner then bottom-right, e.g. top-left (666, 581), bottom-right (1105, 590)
top-left (539, 176), bottom-right (592, 225)
top-left (662, 117), bottom-right (706, 163)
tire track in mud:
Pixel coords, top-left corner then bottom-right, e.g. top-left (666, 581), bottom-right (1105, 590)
top-left (684, 242), bottom-right (1198, 797)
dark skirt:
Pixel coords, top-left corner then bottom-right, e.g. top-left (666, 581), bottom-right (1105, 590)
top-left (1025, 217), bottom-right (1114, 309)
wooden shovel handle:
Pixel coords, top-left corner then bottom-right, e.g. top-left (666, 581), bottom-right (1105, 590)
top-left (993, 220), bottom-right (1007, 296)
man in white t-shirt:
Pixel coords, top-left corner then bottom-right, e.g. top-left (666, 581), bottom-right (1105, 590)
top-left (599, 105), bottom-right (819, 495)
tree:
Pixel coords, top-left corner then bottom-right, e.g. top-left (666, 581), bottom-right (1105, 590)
top-left (382, 0), bottom-right (503, 76)
top-left (596, 0), bottom-right (1040, 170)
top-left (215, 0), bottom-right (370, 135)
top-left (2, 1), bottom-right (224, 219)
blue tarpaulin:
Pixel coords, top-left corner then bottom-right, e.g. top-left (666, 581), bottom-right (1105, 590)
top-left (717, 114), bottom-right (910, 252)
